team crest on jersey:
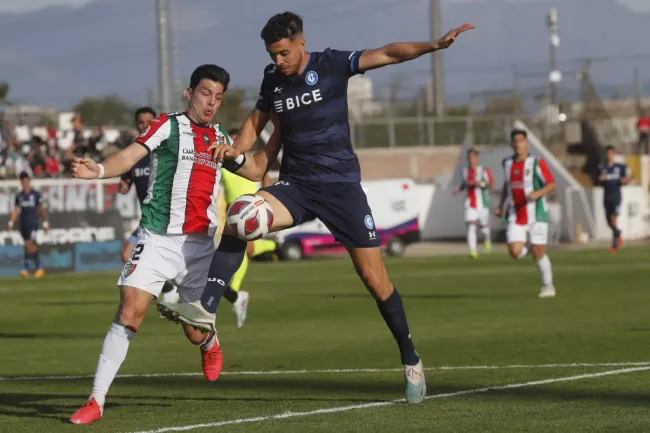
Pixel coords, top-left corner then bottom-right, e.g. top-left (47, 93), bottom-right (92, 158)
top-left (305, 71), bottom-right (319, 86)
top-left (123, 262), bottom-right (137, 278)
top-left (364, 215), bottom-right (375, 229)
top-left (202, 132), bottom-right (210, 145)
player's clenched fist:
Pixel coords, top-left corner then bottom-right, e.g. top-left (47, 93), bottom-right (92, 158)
top-left (71, 156), bottom-right (101, 179)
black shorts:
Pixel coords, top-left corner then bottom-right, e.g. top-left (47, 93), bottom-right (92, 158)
top-left (262, 180), bottom-right (380, 248)
top-left (20, 226), bottom-right (37, 242)
top-left (604, 200), bottom-right (621, 218)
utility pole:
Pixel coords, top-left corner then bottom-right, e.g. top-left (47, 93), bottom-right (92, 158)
top-left (427, 0), bottom-right (444, 117)
top-left (156, 0), bottom-right (172, 113)
top-left (546, 7), bottom-right (561, 107)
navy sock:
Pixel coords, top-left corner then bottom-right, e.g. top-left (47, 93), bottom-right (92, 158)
top-left (200, 235), bottom-right (246, 314)
top-left (33, 251), bottom-right (41, 269)
top-left (22, 251), bottom-right (30, 270)
top-left (376, 288), bottom-right (419, 366)
top-left (223, 285), bottom-right (238, 304)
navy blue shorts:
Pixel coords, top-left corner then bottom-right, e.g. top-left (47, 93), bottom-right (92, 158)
top-left (262, 180), bottom-right (380, 248)
top-left (604, 200), bottom-right (621, 218)
top-left (20, 226), bottom-right (37, 242)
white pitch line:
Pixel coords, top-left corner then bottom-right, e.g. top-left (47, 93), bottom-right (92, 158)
top-left (2, 362), bottom-right (650, 382)
top-left (129, 366), bottom-right (650, 433)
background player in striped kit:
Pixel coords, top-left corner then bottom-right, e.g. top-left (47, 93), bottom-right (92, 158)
top-left (597, 145), bottom-right (630, 252)
top-left (68, 64), bottom-right (232, 424)
top-left (496, 129), bottom-right (557, 298)
top-left (453, 148), bottom-right (494, 258)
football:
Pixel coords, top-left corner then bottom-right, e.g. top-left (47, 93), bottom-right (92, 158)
top-left (226, 194), bottom-right (274, 241)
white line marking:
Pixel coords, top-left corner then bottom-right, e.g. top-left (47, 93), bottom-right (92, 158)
top-left (2, 362), bottom-right (650, 382)
top-left (129, 366), bottom-right (650, 433)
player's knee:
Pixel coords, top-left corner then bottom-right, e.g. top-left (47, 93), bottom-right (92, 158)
top-left (507, 245), bottom-right (521, 259)
top-left (116, 305), bottom-right (146, 329)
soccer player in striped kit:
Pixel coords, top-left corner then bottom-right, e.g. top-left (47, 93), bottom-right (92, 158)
top-left (68, 65), bottom-right (236, 424)
top-left (454, 148), bottom-right (494, 258)
top-left (496, 129), bottom-right (557, 298)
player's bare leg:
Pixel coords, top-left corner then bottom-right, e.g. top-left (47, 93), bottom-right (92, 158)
top-left (466, 221), bottom-right (478, 258)
top-left (507, 241), bottom-right (528, 259)
top-left (347, 246), bottom-right (426, 404)
top-left (24, 239), bottom-right (44, 277)
top-left (70, 286), bottom-right (218, 424)
top-left (531, 244), bottom-right (555, 298)
top-left (608, 214), bottom-right (622, 251)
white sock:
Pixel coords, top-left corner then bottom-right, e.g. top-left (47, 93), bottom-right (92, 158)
top-left (200, 330), bottom-right (217, 351)
top-left (467, 224), bottom-right (477, 253)
top-left (480, 226), bottom-right (491, 243)
top-left (536, 254), bottom-right (553, 286)
top-left (517, 246), bottom-right (529, 259)
top-left (90, 322), bottom-right (135, 407)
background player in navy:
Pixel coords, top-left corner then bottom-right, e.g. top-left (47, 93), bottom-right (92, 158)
top-left (598, 145), bottom-right (630, 252)
top-left (119, 107), bottom-right (155, 263)
top-left (205, 12), bottom-right (474, 404)
top-left (8, 171), bottom-right (49, 278)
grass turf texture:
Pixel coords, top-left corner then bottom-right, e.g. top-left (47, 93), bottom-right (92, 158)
top-left (1, 246), bottom-right (649, 432)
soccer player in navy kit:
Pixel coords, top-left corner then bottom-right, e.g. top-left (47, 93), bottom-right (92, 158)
top-left (195, 12), bottom-right (474, 404)
top-left (598, 145), bottom-right (630, 252)
top-left (8, 171), bottom-right (49, 278)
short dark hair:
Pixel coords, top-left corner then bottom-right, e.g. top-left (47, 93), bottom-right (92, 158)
top-left (467, 148), bottom-right (479, 156)
top-left (19, 171), bottom-right (30, 180)
top-left (189, 64), bottom-right (230, 92)
top-left (261, 12), bottom-right (303, 44)
top-left (604, 144), bottom-right (615, 152)
top-left (510, 129), bottom-right (527, 139)
top-left (134, 106), bottom-right (156, 123)
top-left (227, 128), bottom-right (240, 136)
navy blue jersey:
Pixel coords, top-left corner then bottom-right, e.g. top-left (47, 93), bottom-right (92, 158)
top-left (599, 162), bottom-right (627, 202)
top-left (121, 153), bottom-right (151, 204)
top-left (15, 190), bottom-right (42, 227)
top-left (256, 49), bottom-right (365, 183)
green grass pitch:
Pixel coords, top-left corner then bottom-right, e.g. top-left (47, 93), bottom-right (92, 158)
top-left (1, 246), bottom-right (649, 432)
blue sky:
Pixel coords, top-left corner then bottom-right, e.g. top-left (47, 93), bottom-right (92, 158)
top-left (2, 0), bottom-right (649, 14)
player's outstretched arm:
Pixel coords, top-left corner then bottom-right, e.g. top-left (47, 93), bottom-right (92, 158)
top-left (71, 142), bottom-right (148, 180)
top-left (358, 23), bottom-right (475, 71)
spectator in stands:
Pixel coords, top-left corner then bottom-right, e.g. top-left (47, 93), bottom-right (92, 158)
top-left (637, 110), bottom-right (650, 154)
top-left (14, 117), bottom-right (31, 145)
top-left (1, 120), bottom-right (16, 149)
top-left (45, 149), bottom-right (62, 177)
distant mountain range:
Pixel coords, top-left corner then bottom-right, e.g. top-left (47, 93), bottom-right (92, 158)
top-left (1, 0), bottom-right (648, 109)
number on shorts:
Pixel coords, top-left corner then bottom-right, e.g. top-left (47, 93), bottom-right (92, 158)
top-left (132, 244), bottom-right (145, 261)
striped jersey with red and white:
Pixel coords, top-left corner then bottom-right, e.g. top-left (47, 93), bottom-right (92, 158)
top-left (135, 112), bottom-right (230, 237)
top-left (502, 154), bottom-right (555, 225)
top-left (461, 165), bottom-right (493, 210)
